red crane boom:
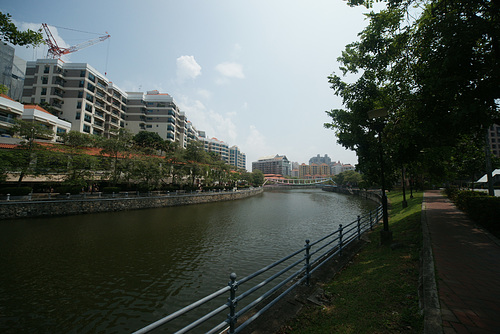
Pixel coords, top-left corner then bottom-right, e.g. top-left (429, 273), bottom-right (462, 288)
top-left (42, 23), bottom-right (110, 59)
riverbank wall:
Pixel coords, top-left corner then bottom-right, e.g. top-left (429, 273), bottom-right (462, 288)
top-left (322, 186), bottom-right (382, 204)
top-left (0, 188), bottom-right (263, 220)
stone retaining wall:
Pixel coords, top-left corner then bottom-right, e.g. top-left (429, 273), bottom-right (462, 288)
top-left (0, 188), bottom-right (263, 220)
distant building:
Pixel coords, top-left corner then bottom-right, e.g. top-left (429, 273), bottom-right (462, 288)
top-left (309, 154), bottom-right (331, 166)
top-left (252, 154), bottom-right (291, 176)
top-left (229, 145), bottom-right (246, 170)
top-left (488, 124), bottom-right (500, 158)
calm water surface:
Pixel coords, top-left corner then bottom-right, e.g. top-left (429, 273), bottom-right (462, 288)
top-left (0, 188), bottom-right (376, 333)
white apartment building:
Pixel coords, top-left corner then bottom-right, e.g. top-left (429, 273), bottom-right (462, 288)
top-left (126, 90), bottom-right (195, 147)
top-left (22, 59), bottom-right (125, 137)
top-left (0, 94), bottom-right (23, 136)
top-left (229, 145), bottom-right (246, 170)
top-left (22, 104), bottom-right (71, 142)
top-left (20, 59), bottom-right (247, 169)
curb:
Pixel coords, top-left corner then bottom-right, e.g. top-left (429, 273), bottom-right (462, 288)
top-left (419, 192), bottom-right (443, 334)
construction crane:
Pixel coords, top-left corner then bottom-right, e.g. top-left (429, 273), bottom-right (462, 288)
top-left (42, 23), bottom-right (110, 59)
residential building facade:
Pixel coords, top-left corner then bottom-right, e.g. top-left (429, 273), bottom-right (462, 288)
top-left (252, 154), bottom-right (291, 176)
top-left (22, 105), bottom-right (71, 142)
top-left (229, 145), bottom-right (246, 170)
top-left (0, 94), bottom-right (23, 136)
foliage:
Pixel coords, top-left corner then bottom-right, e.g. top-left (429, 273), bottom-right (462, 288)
top-left (0, 186), bottom-right (32, 196)
top-left (0, 12), bottom-right (44, 47)
top-left (60, 131), bottom-right (96, 148)
top-left (102, 186), bottom-right (121, 194)
top-left (325, 0), bottom-right (500, 189)
top-left (251, 169), bottom-right (265, 186)
top-left (0, 84), bottom-right (8, 95)
top-left (333, 170), bottom-right (363, 187)
top-left (133, 131), bottom-right (164, 154)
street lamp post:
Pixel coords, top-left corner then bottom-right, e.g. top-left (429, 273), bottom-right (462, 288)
top-left (367, 108), bottom-right (393, 245)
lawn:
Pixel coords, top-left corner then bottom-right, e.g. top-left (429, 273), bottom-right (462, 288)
top-left (277, 191), bottom-right (424, 333)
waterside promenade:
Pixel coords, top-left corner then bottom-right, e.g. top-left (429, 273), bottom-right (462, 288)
top-left (422, 190), bottom-right (500, 333)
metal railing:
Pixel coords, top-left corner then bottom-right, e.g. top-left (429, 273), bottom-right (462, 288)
top-left (133, 204), bottom-right (383, 334)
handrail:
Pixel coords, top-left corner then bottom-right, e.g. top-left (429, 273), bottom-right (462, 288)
top-left (133, 204), bottom-right (383, 334)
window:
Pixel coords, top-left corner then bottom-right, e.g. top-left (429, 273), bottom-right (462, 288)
top-left (94, 119), bottom-right (103, 127)
top-left (146, 125), bottom-right (152, 128)
top-left (77, 102), bottom-right (82, 109)
top-left (86, 93), bottom-right (94, 102)
top-left (80, 70), bottom-right (86, 77)
top-left (88, 72), bottom-right (96, 82)
top-left (76, 112), bottom-right (81, 120)
top-left (56, 127), bottom-right (67, 134)
top-left (83, 124), bottom-right (91, 133)
top-left (78, 91), bottom-right (83, 98)
top-left (79, 80), bottom-right (84, 88)
top-left (44, 66), bottom-right (50, 73)
top-left (84, 113), bottom-right (92, 123)
top-left (87, 82), bottom-right (95, 92)
top-left (42, 77), bottom-right (48, 84)
top-left (41, 88), bottom-right (47, 95)
top-left (85, 104), bottom-right (92, 112)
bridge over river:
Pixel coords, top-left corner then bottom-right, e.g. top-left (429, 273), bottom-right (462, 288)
top-left (264, 175), bottom-right (335, 186)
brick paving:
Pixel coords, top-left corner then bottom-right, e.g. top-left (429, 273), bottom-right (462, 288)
top-left (423, 190), bottom-right (500, 333)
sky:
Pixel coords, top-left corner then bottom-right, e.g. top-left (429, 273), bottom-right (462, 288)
top-left (3, 0), bottom-right (384, 170)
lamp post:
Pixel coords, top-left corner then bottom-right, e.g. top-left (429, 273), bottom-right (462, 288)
top-left (367, 108), bottom-right (393, 245)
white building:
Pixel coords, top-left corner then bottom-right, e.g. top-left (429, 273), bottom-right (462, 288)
top-left (22, 104), bottom-right (71, 142)
top-left (0, 94), bottom-right (24, 136)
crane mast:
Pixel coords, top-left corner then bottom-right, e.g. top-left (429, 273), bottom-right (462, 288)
top-left (42, 23), bottom-right (110, 59)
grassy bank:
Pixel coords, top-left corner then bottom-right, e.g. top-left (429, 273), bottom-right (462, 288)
top-left (277, 191), bottom-right (424, 333)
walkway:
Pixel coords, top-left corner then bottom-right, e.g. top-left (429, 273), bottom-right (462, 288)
top-left (423, 190), bottom-right (500, 333)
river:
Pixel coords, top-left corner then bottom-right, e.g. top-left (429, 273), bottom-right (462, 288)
top-left (0, 188), bottom-right (377, 333)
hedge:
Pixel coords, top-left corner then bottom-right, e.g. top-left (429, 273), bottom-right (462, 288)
top-left (0, 187), bottom-right (32, 196)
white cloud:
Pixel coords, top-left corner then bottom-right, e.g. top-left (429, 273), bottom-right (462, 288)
top-left (215, 62), bottom-right (245, 79)
top-left (177, 95), bottom-right (237, 144)
top-left (197, 89), bottom-right (212, 100)
top-left (176, 55), bottom-right (202, 82)
top-left (243, 125), bottom-right (272, 165)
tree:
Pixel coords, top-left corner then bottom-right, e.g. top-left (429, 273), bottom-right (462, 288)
top-left (251, 169), bottom-right (265, 186)
top-left (60, 131), bottom-right (95, 148)
top-left (133, 131), bottom-right (164, 154)
top-left (0, 12), bottom-right (44, 47)
top-left (97, 128), bottom-right (133, 185)
top-left (11, 119), bottom-right (54, 184)
top-left (325, 0), bottom-right (500, 188)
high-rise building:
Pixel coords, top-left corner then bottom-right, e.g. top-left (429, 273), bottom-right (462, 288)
top-left (0, 43), bottom-right (26, 101)
top-left (22, 59), bottom-right (125, 137)
top-left (20, 58), bottom-right (247, 169)
top-left (229, 145), bottom-right (246, 170)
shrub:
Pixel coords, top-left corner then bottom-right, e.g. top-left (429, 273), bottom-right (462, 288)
top-left (55, 185), bottom-right (82, 195)
top-left (465, 197), bottom-right (500, 234)
top-left (102, 187), bottom-right (121, 194)
top-left (454, 190), bottom-right (488, 211)
top-left (0, 187), bottom-right (32, 196)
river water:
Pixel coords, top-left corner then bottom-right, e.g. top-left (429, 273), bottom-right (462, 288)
top-left (0, 188), bottom-right (377, 333)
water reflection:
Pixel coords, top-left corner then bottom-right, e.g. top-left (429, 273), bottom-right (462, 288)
top-left (0, 189), bottom-right (376, 332)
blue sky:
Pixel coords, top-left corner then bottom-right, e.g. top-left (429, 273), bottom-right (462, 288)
top-left (4, 0), bottom-right (382, 170)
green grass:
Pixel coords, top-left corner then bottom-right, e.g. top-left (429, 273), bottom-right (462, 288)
top-left (277, 191), bottom-right (424, 334)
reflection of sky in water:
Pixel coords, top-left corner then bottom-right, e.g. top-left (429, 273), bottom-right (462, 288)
top-left (0, 189), bottom-right (377, 332)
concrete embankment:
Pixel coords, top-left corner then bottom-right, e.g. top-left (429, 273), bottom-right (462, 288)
top-left (0, 188), bottom-right (263, 220)
top-left (322, 186), bottom-right (382, 204)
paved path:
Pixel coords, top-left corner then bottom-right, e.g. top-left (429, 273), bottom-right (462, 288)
top-left (423, 190), bottom-right (500, 333)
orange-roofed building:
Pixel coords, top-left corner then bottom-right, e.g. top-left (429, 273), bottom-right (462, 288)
top-left (22, 105), bottom-right (71, 142)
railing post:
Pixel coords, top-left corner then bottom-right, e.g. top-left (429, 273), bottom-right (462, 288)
top-left (338, 224), bottom-right (343, 256)
top-left (227, 273), bottom-right (238, 334)
top-left (304, 240), bottom-right (311, 286)
top-left (357, 215), bottom-right (361, 240)
top-left (6, 193), bottom-right (10, 201)
top-left (369, 211), bottom-right (373, 230)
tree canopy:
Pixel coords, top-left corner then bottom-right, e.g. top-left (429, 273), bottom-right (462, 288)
top-left (0, 12), bottom-right (44, 47)
top-left (325, 0), bottom-right (500, 187)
